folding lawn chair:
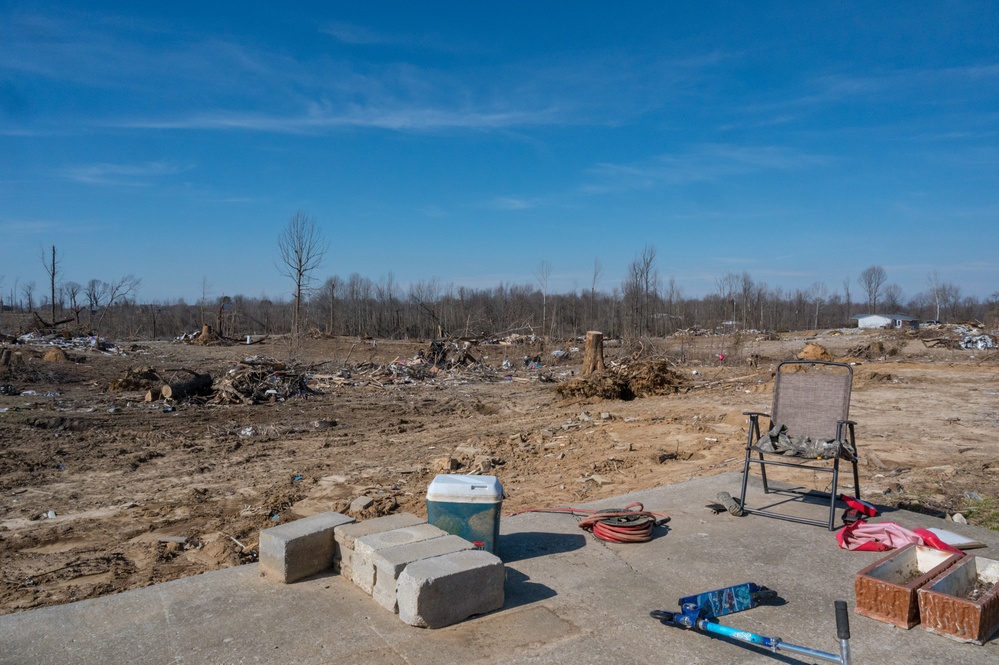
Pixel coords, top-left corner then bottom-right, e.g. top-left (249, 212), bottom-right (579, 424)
top-left (737, 360), bottom-right (859, 530)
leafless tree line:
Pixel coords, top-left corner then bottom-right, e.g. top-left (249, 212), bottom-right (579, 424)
top-left (3, 272), bottom-right (993, 345)
top-left (2, 238), bottom-right (995, 343)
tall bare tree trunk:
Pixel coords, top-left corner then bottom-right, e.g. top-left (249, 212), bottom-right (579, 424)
top-left (582, 330), bottom-right (605, 375)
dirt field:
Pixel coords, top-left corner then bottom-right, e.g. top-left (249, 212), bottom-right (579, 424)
top-left (1, 328), bottom-right (997, 615)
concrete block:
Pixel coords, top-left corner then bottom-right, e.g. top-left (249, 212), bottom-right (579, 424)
top-left (371, 535), bottom-right (476, 612)
top-left (397, 550), bottom-right (505, 628)
top-left (334, 512), bottom-right (424, 580)
top-left (352, 524), bottom-right (448, 594)
top-left (259, 512), bottom-right (354, 584)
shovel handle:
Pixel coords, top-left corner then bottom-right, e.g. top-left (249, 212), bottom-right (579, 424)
top-left (835, 600), bottom-right (850, 640)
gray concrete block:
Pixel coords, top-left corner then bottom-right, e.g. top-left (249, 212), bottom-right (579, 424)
top-left (352, 524), bottom-right (448, 594)
top-left (259, 512), bottom-right (354, 584)
top-left (333, 512), bottom-right (424, 580)
top-left (371, 535), bottom-right (476, 612)
top-left (397, 550), bottom-right (505, 628)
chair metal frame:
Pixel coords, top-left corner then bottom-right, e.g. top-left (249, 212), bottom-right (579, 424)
top-left (738, 360), bottom-right (859, 530)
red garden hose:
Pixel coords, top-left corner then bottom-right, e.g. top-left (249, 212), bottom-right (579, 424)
top-left (507, 502), bottom-right (669, 543)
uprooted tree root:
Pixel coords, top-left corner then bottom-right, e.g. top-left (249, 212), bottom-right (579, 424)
top-left (555, 359), bottom-right (686, 401)
top-left (556, 370), bottom-right (634, 400)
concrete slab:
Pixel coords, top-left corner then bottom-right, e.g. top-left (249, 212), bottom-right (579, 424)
top-left (2, 472), bottom-right (997, 664)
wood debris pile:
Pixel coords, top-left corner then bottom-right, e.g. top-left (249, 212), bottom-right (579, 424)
top-left (422, 339), bottom-right (480, 368)
top-left (211, 357), bottom-right (316, 405)
top-left (312, 357), bottom-right (504, 389)
top-left (108, 366), bottom-right (162, 392)
top-left (842, 340), bottom-right (899, 359)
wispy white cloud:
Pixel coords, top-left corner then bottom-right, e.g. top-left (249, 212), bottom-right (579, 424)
top-left (61, 161), bottom-right (189, 186)
top-left (0, 219), bottom-right (61, 234)
top-left (746, 60), bottom-right (999, 117)
top-left (487, 196), bottom-right (537, 211)
top-left (320, 20), bottom-right (474, 53)
top-left (322, 21), bottom-right (390, 46)
top-left (0, 218), bottom-right (96, 234)
top-left (120, 105), bottom-right (563, 133)
top-left (4, 8), bottom-right (736, 136)
top-left (419, 205), bottom-right (449, 218)
top-left (582, 144), bottom-right (830, 194)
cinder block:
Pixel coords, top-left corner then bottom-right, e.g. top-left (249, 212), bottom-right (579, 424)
top-left (259, 512), bottom-right (355, 584)
top-left (371, 535), bottom-right (476, 612)
top-left (334, 513), bottom-right (424, 580)
top-left (352, 524), bottom-right (449, 594)
top-left (397, 550), bottom-right (505, 628)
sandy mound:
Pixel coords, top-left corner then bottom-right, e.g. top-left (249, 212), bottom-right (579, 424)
top-left (796, 343), bottom-right (833, 361)
top-left (42, 347), bottom-right (68, 362)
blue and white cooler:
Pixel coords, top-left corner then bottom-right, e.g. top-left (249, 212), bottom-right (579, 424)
top-left (426, 474), bottom-right (504, 555)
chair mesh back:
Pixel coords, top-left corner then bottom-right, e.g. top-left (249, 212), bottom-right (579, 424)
top-left (771, 362), bottom-right (852, 440)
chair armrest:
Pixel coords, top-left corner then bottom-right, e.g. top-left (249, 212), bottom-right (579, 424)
top-left (743, 411), bottom-right (769, 418)
top-left (837, 419), bottom-right (856, 426)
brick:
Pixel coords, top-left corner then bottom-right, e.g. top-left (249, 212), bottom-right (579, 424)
top-left (333, 513), bottom-right (424, 580)
top-left (371, 535), bottom-right (475, 612)
top-left (397, 550), bottom-right (505, 628)
top-left (352, 524), bottom-right (448, 594)
top-left (259, 512), bottom-right (354, 584)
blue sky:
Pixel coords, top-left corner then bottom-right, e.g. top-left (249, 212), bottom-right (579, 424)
top-left (2, 2), bottom-right (997, 305)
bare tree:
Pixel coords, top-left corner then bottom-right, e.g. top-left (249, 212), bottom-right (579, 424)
top-left (85, 279), bottom-right (109, 326)
top-left (278, 211), bottom-right (328, 339)
top-left (40, 245), bottom-right (60, 324)
top-left (93, 275), bottom-right (141, 343)
top-left (535, 260), bottom-right (552, 337)
top-left (809, 282), bottom-right (827, 329)
top-left (21, 281), bottom-right (36, 313)
top-left (622, 246), bottom-right (659, 336)
top-left (926, 271), bottom-right (960, 322)
top-left (199, 276), bottom-right (214, 326)
top-left (715, 272), bottom-right (739, 324)
top-left (858, 265), bottom-right (887, 314)
top-left (840, 277), bottom-right (852, 324)
top-left (589, 258), bottom-right (602, 324)
top-left (319, 276), bottom-right (338, 334)
top-left (882, 283), bottom-right (904, 313)
top-left (64, 281), bottom-right (85, 325)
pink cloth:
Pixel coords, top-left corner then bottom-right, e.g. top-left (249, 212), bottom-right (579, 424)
top-left (836, 521), bottom-right (963, 554)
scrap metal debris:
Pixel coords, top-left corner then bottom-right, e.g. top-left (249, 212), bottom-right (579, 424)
top-left (920, 323), bottom-right (996, 350)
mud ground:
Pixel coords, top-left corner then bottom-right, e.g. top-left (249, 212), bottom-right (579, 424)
top-left (1, 328), bottom-right (996, 615)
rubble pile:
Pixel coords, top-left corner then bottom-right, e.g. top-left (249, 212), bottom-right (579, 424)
top-left (15, 331), bottom-right (126, 355)
top-left (211, 357), bottom-right (316, 405)
top-left (920, 323), bottom-right (997, 351)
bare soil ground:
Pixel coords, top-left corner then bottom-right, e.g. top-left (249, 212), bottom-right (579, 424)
top-left (1, 328), bottom-right (997, 615)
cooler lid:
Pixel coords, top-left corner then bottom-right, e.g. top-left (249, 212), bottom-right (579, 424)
top-left (426, 474), bottom-right (504, 503)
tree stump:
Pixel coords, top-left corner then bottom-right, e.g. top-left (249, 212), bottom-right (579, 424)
top-left (582, 331), bottom-right (605, 375)
top-left (160, 372), bottom-right (213, 400)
